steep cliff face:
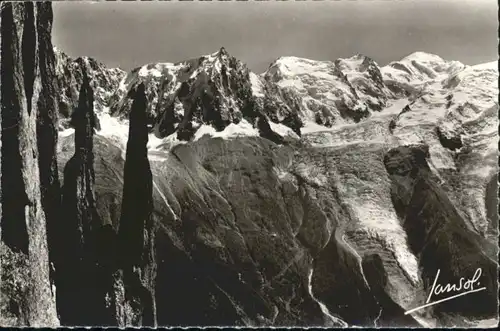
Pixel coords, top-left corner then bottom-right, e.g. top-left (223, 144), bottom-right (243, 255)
top-left (0, 2), bottom-right (59, 327)
top-left (35, 3), bottom-right (61, 296)
top-left (56, 132), bottom-right (350, 327)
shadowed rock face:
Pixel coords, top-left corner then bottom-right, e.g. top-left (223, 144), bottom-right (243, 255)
top-left (113, 83), bottom-right (157, 327)
top-left (0, 2), bottom-right (59, 327)
top-left (54, 120), bottom-right (498, 328)
top-left (119, 83), bottom-right (153, 268)
top-left (56, 134), bottom-right (336, 327)
top-left (34, 3), bottom-right (61, 294)
top-left (384, 145), bottom-right (498, 322)
top-left (55, 133), bottom-right (428, 327)
top-left (57, 70), bottom-right (102, 325)
top-left (55, 83), bottom-right (159, 327)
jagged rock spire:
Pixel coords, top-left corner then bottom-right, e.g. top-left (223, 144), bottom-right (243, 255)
top-left (116, 82), bottom-right (157, 327)
top-left (126, 83), bottom-right (149, 161)
top-left (119, 83), bottom-right (151, 265)
top-left (58, 67), bottom-right (101, 325)
top-left (71, 67), bottom-right (96, 157)
top-left (218, 46), bottom-right (228, 57)
top-left (64, 68), bottom-right (98, 247)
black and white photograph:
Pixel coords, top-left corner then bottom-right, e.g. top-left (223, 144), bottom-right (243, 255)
top-left (0, 0), bottom-right (498, 328)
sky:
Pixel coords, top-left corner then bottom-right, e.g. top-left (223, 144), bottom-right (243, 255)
top-left (52, 0), bottom-right (498, 73)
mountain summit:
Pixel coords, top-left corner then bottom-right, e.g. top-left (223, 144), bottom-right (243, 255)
top-left (49, 46), bottom-right (498, 328)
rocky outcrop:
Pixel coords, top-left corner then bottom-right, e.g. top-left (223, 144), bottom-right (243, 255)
top-left (0, 2), bottom-right (59, 327)
top-left (57, 70), bottom-right (102, 325)
top-left (112, 83), bottom-right (157, 326)
top-left (55, 83), bottom-right (159, 327)
top-left (54, 48), bottom-right (126, 120)
top-left (56, 130), bottom-right (346, 327)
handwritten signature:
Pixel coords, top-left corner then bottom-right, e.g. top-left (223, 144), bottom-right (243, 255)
top-left (404, 268), bottom-right (486, 315)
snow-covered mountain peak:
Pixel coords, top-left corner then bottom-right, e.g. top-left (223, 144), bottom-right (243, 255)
top-left (54, 48), bottom-right (498, 167)
top-left (334, 54), bottom-right (393, 110)
top-left (136, 62), bottom-right (181, 78)
top-left (335, 54), bottom-right (378, 72)
top-left (264, 56), bottom-right (369, 125)
top-left (105, 47), bottom-right (284, 145)
top-left (471, 60), bottom-right (498, 71)
top-left (405, 51), bottom-right (465, 76)
top-left (400, 51), bottom-right (445, 63)
top-left (264, 55), bottom-right (393, 126)
top-left (207, 46), bottom-right (230, 59)
top-left (266, 56), bottom-right (335, 79)
top-left (381, 51), bottom-right (466, 96)
top-left (128, 47), bottom-right (239, 92)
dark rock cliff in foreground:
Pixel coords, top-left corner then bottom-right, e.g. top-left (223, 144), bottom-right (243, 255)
top-left (0, 2), bottom-right (59, 326)
top-left (35, 2), bottom-right (62, 300)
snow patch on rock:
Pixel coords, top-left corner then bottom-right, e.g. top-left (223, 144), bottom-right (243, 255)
top-left (249, 72), bottom-right (265, 98)
top-left (269, 121), bottom-right (299, 139)
top-left (193, 119), bottom-right (260, 141)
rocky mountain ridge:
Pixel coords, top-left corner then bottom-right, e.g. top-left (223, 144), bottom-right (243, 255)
top-left (54, 47), bottom-right (126, 128)
top-left (54, 47), bottom-right (496, 150)
top-left (52, 46), bottom-right (498, 328)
